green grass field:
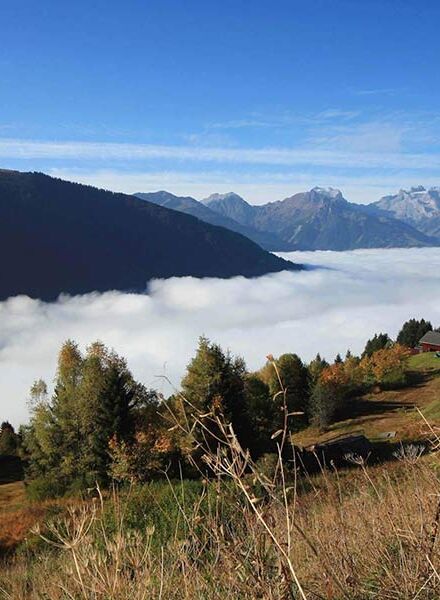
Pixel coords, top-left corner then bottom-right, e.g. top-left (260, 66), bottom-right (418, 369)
top-left (407, 351), bottom-right (440, 372)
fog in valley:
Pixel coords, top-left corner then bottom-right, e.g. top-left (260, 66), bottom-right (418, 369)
top-left (2, 247), bottom-right (440, 426)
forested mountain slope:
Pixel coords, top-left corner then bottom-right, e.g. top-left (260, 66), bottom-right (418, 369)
top-left (0, 170), bottom-right (297, 300)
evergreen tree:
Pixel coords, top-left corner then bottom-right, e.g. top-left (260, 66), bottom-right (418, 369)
top-left (308, 353), bottom-right (329, 384)
top-left (243, 375), bottom-right (275, 456)
top-left (181, 337), bottom-right (250, 452)
top-left (309, 380), bottom-right (342, 429)
top-left (0, 422), bottom-right (17, 455)
top-left (86, 349), bottom-right (147, 485)
top-left (24, 339), bottom-right (152, 495)
top-left (262, 353), bottom-right (310, 432)
top-left (362, 333), bottom-right (391, 358)
top-left (396, 318), bottom-right (432, 348)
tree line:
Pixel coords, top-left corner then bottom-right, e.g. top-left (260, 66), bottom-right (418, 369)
top-left (3, 317), bottom-right (435, 499)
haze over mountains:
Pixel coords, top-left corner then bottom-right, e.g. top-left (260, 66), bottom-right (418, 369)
top-left (0, 170), bottom-right (296, 301)
top-left (137, 187), bottom-right (439, 251)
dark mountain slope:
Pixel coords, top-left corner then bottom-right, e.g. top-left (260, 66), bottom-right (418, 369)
top-left (204, 187), bottom-right (436, 250)
top-left (135, 191), bottom-right (284, 250)
top-left (0, 170), bottom-right (298, 301)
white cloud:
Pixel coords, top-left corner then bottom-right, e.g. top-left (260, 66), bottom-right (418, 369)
top-left (47, 167), bottom-right (440, 205)
top-left (2, 136), bottom-right (440, 170)
top-left (1, 248), bottom-right (440, 427)
top-left (352, 88), bottom-right (400, 96)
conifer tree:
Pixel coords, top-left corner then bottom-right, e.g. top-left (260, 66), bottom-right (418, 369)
top-left (362, 333), bottom-right (391, 358)
top-left (261, 353), bottom-right (310, 432)
top-left (181, 336), bottom-right (250, 453)
top-left (0, 422), bottom-right (17, 455)
top-left (24, 339), bottom-right (152, 495)
top-left (396, 318), bottom-right (432, 348)
top-left (243, 375), bottom-right (274, 456)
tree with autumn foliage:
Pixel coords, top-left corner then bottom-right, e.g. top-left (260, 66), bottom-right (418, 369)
top-left (108, 397), bottom-right (183, 483)
top-left (360, 344), bottom-right (410, 388)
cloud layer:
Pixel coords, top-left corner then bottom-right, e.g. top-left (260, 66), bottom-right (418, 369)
top-left (2, 136), bottom-right (440, 171)
top-left (2, 248), bottom-right (440, 427)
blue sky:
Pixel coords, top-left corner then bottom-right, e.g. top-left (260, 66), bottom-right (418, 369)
top-left (1, 0), bottom-right (440, 203)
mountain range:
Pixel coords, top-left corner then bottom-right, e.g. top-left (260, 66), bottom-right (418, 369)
top-left (137, 187), bottom-right (439, 251)
top-left (0, 170), bottom-right (297, 301)
top-left (371, 186), bottom-right (440, 240)
top-left (135, 191), bottom-right (285, 250)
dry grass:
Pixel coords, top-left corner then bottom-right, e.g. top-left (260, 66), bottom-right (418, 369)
top-left (0, 482), bottom-right (80, 555)
top-left (0, 454), bottom-right (438, 599)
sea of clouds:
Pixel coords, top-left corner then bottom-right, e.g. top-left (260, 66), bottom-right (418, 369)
top-left (2, 247), bottom-right (440, 426)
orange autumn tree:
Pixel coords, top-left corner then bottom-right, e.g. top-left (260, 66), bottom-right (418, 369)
top-left (360, 344), bottom-right (410, 387)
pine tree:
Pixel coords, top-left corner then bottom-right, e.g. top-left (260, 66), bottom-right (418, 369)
top-left (308, 353), bottom-right (329, 384)
top-left (396, 318), bottom-right (432, 348)
top-left (24, 339), bottom-right (152, 495)
top-left (0, 422), bottom-right (17, 455)
top-left (362, 333), bottom-right (391, 357)
top-left (264, 353), bottom-right (310, 432)
top-left (181, 337), bottom-right (250, 453)
top-left (244, 375), bottom-right (274, 456)
top-left (309, 380), bottom-right (342, 429)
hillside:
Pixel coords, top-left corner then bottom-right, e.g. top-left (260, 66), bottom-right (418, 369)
top-left (203, 187), bottom-right (436, 250)
top-left (294, 352), bottom-right (440, 447)
top-left (135, 191), bottom-right (284, 250)
top-left (0, 170), bottom-right (298, 301)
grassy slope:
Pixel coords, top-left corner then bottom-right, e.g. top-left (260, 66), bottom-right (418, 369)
top-left (294, 352), bottom-right (440, 447)
top-left (0, 458), bottom-right (29, 552)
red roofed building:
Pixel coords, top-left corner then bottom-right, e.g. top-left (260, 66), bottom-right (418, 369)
top-left (419, 331), bottom-right (440, 353)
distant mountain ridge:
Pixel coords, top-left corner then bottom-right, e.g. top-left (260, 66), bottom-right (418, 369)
top-left (202, 192), bottom-right (256, 225)
top-left (235, 187), bottom-right (436, 250)
top-left (371, 186), bottom-right (440, 239)
top-left (135, 191), bottom-right (285, 250)
top-left (0, 170), bottom-right (298, 301)
top-left (135, 187), bottom-right (438, 251)
top-left (192, 187), bottom-right (437, 250)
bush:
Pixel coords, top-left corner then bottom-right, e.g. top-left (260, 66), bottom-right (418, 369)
top-left (25, 476), bottom-right (66, 502)
top-left (101, 479), bottom-right (239, 550)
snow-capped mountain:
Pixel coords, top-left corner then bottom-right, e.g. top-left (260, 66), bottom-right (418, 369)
top-left (204, 187), bottom-right (435, 251)
top-left (372, 187), bottom-right (440, 239)
top-left (134, 186), bottom-right (440, 252)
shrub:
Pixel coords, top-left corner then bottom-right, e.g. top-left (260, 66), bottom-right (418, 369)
top-left (25, 476), bottom-right (66, 502)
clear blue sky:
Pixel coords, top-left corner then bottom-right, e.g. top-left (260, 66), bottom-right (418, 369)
top-left (1, 0), bottom-right (439, 203)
